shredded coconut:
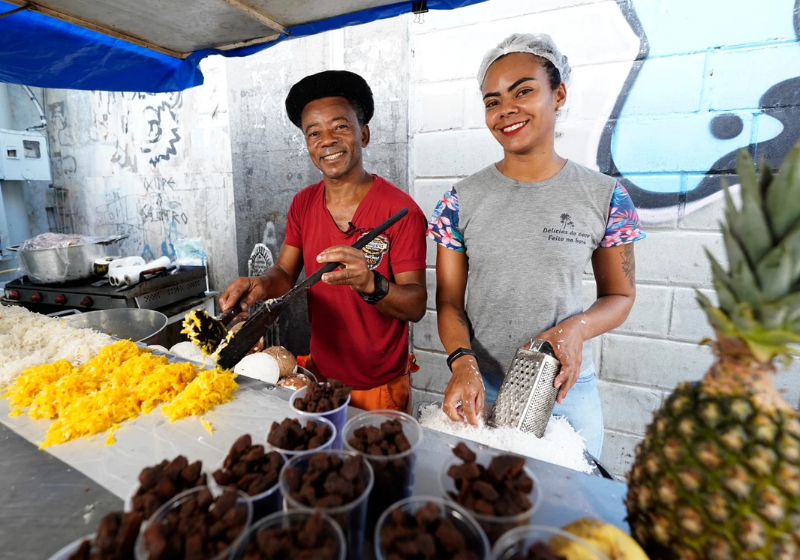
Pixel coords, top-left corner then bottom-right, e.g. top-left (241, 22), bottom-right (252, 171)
top-left (419, 404), bottom-right (592, 474)
top-left (0, 306), bottom-right (113, 389)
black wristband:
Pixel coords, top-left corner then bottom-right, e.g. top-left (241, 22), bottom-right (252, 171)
top-left (446, 347), bottom-right (476, 371)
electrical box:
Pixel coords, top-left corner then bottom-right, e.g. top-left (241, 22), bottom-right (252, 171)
top-left (0, 129), bottom-right (51, 181)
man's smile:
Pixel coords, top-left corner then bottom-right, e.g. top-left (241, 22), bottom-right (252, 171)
top-left (321, 151), bottom-right (345, 161)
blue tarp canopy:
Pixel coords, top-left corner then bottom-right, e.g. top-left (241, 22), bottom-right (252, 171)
top-left (0, 0), bottom-right (487, 92)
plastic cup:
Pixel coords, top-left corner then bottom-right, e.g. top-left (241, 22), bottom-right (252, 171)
top-left (229, 509), bottom-right (347, 560)
top-left (343, 410), bottom-right (423, 536)
top-left (280, 450), bottom-right (374, 560)
top-left (288, 385), bottom-right (351, 449)
top-left (265, 413), bottom-right (337, 461)
top-left (492, 525), bottom-right (609, 560)
top-left (439, 447), bottom-right (542, 545)
top-left (375, 496), bottom-right (491, 560)
top-left (134, 486), bottom-right (253, 560)
top-left (48, 533), bottom-right (95, 560)
top-left (208, 452), bottom-right (285, 521)
top-left (124, 464), bottom-right (213, 513)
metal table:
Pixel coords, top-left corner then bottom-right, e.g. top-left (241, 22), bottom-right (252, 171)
top-left (0, 377), bottom-right (628, 559)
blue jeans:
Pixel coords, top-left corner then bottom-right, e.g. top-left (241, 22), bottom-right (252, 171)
top-left (482, 370), bottom-right (604, 459)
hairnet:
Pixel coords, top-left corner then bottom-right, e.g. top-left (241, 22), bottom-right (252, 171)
top-left (477, 33), bottom-right (571, 88)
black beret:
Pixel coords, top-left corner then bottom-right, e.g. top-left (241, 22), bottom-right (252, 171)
top-left (285, 70), bottom-right (374, 129)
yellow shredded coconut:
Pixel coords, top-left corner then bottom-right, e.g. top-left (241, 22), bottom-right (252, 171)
top-left (105, 425), bottom-right (118, 446)
top-left (161, 368), bottom-right (238, 422)
top-left (1, 340), bottom-right (235, 448)
top-left (200, 416), bottom-right (214, 434)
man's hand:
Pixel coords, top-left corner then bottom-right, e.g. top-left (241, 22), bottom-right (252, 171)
top-left (219, 276), bottom-right (272, 317)
top-left (527, 315), bottom-right (587, 404)
top-left (442, 355), bottom-right (485, 427)
top-left (317, 246), bottom-right (374, 293)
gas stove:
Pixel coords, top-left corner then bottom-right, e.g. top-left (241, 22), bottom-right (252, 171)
top-left (3, 266), bottom-right (208, 313)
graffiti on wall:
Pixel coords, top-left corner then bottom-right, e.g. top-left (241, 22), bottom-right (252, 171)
top-left (603, 0), bottom-right (800, 220)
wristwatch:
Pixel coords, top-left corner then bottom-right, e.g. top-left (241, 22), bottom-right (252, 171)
top-left (359, 270), bottom-right (390, 305)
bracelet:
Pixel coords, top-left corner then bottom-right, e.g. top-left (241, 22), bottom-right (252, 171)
top-left (446, 347), bottom-right (476, 371)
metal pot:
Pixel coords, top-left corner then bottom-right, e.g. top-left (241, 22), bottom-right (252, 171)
top-left (7, 235), bottom-right (127, 284)
top-left (63, 308), bottom-right (168, 346)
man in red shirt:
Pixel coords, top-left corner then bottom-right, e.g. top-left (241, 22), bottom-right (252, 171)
top-left (220, 70), bottom-right (427, 412)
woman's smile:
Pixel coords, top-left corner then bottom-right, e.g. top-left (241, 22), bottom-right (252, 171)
top-left (499, 120), bottom-right (529, 136)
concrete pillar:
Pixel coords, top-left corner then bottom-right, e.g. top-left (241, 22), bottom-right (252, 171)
top-left (0, 83), bottom-right (12, 129)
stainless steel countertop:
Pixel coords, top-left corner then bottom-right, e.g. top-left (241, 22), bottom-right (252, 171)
top-left (0, 375), bottom-right (628, 559)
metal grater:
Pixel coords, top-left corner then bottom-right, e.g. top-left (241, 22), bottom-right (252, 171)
top-left (486, 340), bottom-right (561, 438)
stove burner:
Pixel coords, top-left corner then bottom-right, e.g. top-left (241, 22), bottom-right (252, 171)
top-left (3, 266), bottom-right (207, 312)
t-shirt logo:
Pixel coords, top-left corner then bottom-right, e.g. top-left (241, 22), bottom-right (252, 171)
top-left (360, 233), bottom-right (389, 269)
top-left (543, 212), bottom-right (591, 245)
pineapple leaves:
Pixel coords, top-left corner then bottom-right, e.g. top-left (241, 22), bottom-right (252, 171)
top-left (759, 158), bottom-right (773, 198)
top-left (755, 244), bottom-right (793, 301)
top-left (696, 290), bottom-right (737, 335)
top-left (741, 329), bottom-right (800, 364)
top-left (781, 219), bottom-right (800, 282)
top-left (706, 250), bottom-right (737, 312)
top-left (766, 143), bottom-right (800, 238)
top-left (730, 153), bottom-right (772, 264)
top-left (721, 223), bottom-right (762, 306)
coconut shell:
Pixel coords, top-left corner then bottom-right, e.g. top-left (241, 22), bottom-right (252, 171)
top-left (229, 322), bottom-right (265, 354)
top-left (277, 374), bottom-right (311, 391)
top-left (263, 346), bottom-right (296, 378)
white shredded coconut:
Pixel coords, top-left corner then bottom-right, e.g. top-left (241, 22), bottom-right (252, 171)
top-left (0, 306), bottom-right (113, 388)
top-left (419, 404), bottom-right (592, 474)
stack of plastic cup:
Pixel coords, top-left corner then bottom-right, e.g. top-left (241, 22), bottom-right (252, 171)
top-left (229, 510), bottom-right (347, 560)
top-left (439, 447), bottom-right (541, 545)
top-left (491, 525), bottom-right (609, 560)
top-left (265, 413), bottom-right (337, 461)
top-left (134, 486), bottom-right (253, 560)
top-left (374, 496), bottom-right (491, 560)
top-left (280, 450), bottom-right (374, 560)
top-left (288, 385), bottom-right (351, 449)
top-left (342, 410), bottom-right (423, 535)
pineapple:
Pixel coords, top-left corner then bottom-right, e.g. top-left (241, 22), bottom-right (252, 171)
top-left (626, 144), bottom-right (800, 559)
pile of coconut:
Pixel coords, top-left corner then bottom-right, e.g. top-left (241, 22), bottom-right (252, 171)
top-left (161, 322), bottom-right (312, 390)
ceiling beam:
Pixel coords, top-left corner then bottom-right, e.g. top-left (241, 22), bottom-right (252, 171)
top-left (217, 0), bottom-right (287, 34)
top-left (214, 33), bottom-right (283, 51)
top-left (2, 0), bottom-right (187, 59)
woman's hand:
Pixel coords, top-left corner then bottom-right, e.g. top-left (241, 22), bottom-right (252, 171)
top-left (526, 315), bottom-right (587, 404)
top-left (442, 355), bottom-right (485, 426)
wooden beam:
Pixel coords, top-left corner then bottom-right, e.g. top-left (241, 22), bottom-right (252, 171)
top-left (217, 0), bottom-right (287, 34)
top-left (214, 33), bottom-right (283, 51)
top-left (2, 0), bottom-right (187, 59)
top-left (0, 4), bottom-right (29, 20)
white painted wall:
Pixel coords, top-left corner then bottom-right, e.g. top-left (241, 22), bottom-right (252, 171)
top-left (42, 57), bottom-right (237, 293)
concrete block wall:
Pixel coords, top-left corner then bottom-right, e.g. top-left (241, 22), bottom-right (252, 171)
top-left (407, 0), bottom-right (800, 478)
top-left (36, 57), bottom-right (239, 293)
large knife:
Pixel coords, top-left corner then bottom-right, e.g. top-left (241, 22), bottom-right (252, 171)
top-left (217, 207), bottom-right (409, 369)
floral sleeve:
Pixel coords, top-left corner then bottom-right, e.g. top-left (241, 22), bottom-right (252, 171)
top-left (599, 183), bottom-right (646, 247)
top-left (426, 186), bottom-right (465, 251)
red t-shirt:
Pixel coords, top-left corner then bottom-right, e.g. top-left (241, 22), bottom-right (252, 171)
top-left (283, 175), bottom-right (427, 390)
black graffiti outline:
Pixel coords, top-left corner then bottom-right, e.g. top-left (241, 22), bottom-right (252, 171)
top-left (598, 0), bottom-right (800, 210)
top-left (141, 98), bottom-right (182, 168)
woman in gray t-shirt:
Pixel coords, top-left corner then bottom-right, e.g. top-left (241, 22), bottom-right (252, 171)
top-left (426, 33), bottom-right (645, 458)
